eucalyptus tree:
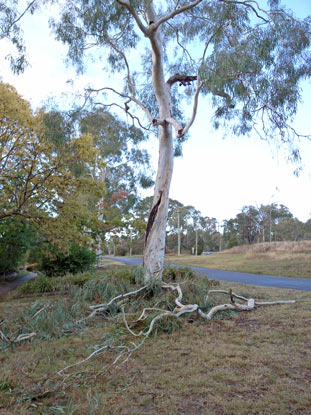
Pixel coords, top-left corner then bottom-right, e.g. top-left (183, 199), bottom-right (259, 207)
top-left (17, 0), bottom-right (311, 280)
top-left (79, 108), bottom-right (152, 215)
top-left (0, 0), bottom-right (42, 73)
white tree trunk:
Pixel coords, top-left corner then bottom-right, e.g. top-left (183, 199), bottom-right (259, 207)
top-left (143, 4), bottom-right (174, 280)
top-left (143, 125), bottom-right (174, 279)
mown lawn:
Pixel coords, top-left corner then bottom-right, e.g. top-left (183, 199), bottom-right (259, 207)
top-left (1, 270), bottom-right (310, 415)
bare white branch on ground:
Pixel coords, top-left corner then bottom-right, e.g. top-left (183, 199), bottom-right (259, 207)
top-left (58, 282), bottom-right (295, 376)
top-left (90, 285), bottom-right (148, 311)
top-left (1, 330), bottom-right (36, 343)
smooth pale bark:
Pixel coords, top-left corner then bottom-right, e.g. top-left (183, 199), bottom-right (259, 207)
top-left (143, 4), bottom-right (174, 280)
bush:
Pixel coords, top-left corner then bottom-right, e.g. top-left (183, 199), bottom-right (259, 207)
top-left (162, 266), bottom-right (196, 282)
top-left (39, 244), bottom-right (96, 277)
top-left (16, 267), bottom-right (145, 296)
top-left (17, 275), bottom-right (58, 294)
top-left (0, 218), bottom-right (37, 275)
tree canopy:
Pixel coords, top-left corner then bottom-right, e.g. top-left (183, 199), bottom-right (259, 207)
top-left (0, 82), bottom-right (105, 249)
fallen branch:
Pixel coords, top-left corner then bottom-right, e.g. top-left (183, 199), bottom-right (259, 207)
top-left (206, 289), bottom-right (295, 307)
top-left (58, 344), bottom-right (119, 375)
top-left (90, 285), bottom-right (148, 311)
top-left (14, 332), bottom-right (36, 342)
top-left (59, 281), bottom-right (295, 375)
top-left (0, 330), bottom-right (36, 343)
top-left (76, 285), bottom-right (149, 324)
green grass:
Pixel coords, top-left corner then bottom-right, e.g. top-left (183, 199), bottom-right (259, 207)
top-left (0, 267), bottom-right (310, 414)
top-left (165, 241), bottom-right (311, 278)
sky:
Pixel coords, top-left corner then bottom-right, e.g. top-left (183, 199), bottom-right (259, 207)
top-left (1, 0), bottom-right (311, 225)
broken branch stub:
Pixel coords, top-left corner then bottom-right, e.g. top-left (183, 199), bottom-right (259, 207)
top-left (167, 74), bottom-right (198, 87)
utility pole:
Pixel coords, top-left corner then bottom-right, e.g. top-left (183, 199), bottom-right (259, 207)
top-left (269, 207), bottom-right (272, 243)
top-left (195, 228), bottom-right (198, 256)
top-left (218, 221), bottom-right (222, 252)
top-left (129, 231), bottom-right (133, 256)
top-left (177, 208), bottom-right (181, 256)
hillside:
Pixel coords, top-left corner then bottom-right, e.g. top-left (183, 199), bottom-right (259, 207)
top-left (165, 241), bottom-right (311, 278)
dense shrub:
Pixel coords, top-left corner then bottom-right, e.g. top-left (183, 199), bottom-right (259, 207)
top-left (39, 244), bottom-right (96, 277)
top-left (0, 218), bottom-right (37, 275)
top-left (17, 275), bottom-right (59, 294)
top-left (162, 266), bottom-right (196, 282)
top-left (16, 267), bottom-right (144, 295)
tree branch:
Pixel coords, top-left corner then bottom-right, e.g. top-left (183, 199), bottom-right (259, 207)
top-left (151, 0), bottom-right (204, 30)
top-left (87, 87), bottom-right (154, 123)
top-left (167, 74), bottom-right (197, 87)
top-left (182, 80), bottom-right (203, 136)
top-left (2, 0), bottom-right (38, 36)
top-left (105, 39), bottom-right (135, 96)
top-left (115, 0), bottom-right (148, 35)
top-left (217, 0), bottom-right (269, 23)
top-left (152, 117), bottom-right (184, 137)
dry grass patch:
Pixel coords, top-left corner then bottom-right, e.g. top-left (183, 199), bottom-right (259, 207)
top-left (99, 259), bottom-right (126, 268)
top-left (166, 241), bottom-right (311, 278)
top-left (0, 276), bottom-right (310, 415)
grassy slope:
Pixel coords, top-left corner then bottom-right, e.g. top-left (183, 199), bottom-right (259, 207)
top-left (1, 278), bottom-right (311, 415)
top-left (166, 241), bottom-right (311, 278)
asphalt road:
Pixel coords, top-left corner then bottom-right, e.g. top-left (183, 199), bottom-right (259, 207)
top-left (105, 256), bottom-right (311, 291)
top-left (0, 273), bottom-right (37, 297)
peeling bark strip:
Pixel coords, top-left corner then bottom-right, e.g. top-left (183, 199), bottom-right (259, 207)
top-left (145, 191), bottom-right (163, 244)
top-left (167, 74), bottom-right (197, 87)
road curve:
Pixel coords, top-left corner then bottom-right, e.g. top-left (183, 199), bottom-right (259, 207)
top-left (0, 273), bottom-right (37, 297)
top-left (105, 257), bottom-right (311, 291)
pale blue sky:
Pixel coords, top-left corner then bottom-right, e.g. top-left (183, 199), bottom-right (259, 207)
top-left (1, 0), bottom-right (311, 223)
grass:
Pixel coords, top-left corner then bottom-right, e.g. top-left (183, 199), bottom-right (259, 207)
top-left (100, 258), bottom-right (127, 268)
top-left (0, 266), bottom-right (310, 414)
top-left (165, 241), bottom-right (311, 278)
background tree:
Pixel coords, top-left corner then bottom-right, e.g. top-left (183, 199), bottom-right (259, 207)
top-left (274, 217), bottom-right (305, 241)
top-left (41, 104), bottom-right (153, 259)
top-left (222, 203), bottom-right (301, 247)
top-left (0, 82), bottom-right (105, 254)
top-left (0, 217), bottom-right (37, 274)
top-left (304, 218), bottom-right (311, 240)
top-left (79, 108), bottom-right (152, 234)
top-left (200, 216), bottom-right (219, 252)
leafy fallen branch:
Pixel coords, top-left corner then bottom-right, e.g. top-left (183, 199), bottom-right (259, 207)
top-left (57, 279), bottom-right (295, 375)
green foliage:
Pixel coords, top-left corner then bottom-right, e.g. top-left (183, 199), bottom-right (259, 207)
top-left (17, 266), bottom-right (145, 295)
top-left (162, 266), bottom-right (196, 282)
top-left (17, 275), bottom-right (59, 294)
top-left (39, 245), bottom-right (96, 277)
top-left (9, 266), bottom-right (220, 348)
top-left (0, 0), bottom-right (31, 73)
top-left (0, 82), bottom-right (107, 252)
top-left (222, 203), bottom-right (300, 247)
top-left (61, 271), bottom-right (96, 287)
top-left (1, 299), bottom-right (87, 351)
top-left (48, 0), bottom-right (311, 163)
top-left (0, 378), bottom-right (13, 391)
top-left (0, 218), bottom-right (37, 274)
